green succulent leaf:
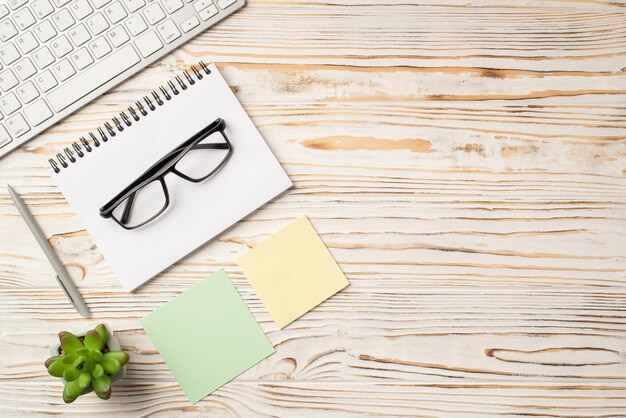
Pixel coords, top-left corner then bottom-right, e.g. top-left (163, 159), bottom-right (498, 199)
top-left (77, 371), bottom-right (91, 390)
top-left (94, 324), bottom-right (108, 342)
top-left (62, 353), bottom-right (77, 365)
top-left (47, 358), bottom-right (69, 377)
top-left (103, 351), bottom-right (129, 366)
top-left (82, 357), bottom-right (94, 372)
top-left (89, 349), bottom-right (103, 363)
top-left (76, 348), bottom-right (89, 357)
top-left (84, 330), bottom-right (105, 351)
top-left (60, 333), bottom-right (83, 354)
top-left (101, 357), bottom-right (121, 376)
top-left (91, 363), bottom-right (104, 379)
top-left (62, 380), bottom-right (84, 403)
top-left (63, 367), bottom-right (79, 382)
top-left (92, 375), bottom-right (111, 400)
top-left (45, 356), bottom-right (62, 369)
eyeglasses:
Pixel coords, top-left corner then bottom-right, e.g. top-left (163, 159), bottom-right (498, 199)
top-left (99, 118), bottom-right (232, 230)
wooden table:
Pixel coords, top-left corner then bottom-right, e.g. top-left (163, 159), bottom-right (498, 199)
top-left (1, 0), bottom-right (625, 416)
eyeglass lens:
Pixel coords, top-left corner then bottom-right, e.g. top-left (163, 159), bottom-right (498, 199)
top-left (111, 179), bottom-right (168, 229)
top-left (175, 130), bottom-right (230, 180)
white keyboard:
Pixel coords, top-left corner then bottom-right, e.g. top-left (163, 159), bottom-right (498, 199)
top-left (0, 0), bottom-right (244, 158)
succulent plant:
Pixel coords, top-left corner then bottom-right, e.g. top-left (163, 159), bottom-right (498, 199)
top-left (45, 324), bottom-right (129, 403)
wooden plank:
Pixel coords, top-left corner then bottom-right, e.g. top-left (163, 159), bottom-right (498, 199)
top-left (1, 0), bottom-right (625, 416)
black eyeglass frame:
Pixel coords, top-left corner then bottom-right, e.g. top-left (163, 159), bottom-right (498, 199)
top-left (99, 117), bottom-right (232, 230)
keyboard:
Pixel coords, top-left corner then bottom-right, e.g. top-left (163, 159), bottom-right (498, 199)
top-left (0, 0), bottom-right (244, 158)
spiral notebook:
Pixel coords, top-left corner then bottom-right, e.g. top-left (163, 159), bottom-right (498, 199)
top-left (50, 63), bottom-right (292, 291)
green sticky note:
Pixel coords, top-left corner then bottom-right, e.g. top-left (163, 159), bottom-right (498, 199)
top-left (140, 270), bottom-right (275, 403)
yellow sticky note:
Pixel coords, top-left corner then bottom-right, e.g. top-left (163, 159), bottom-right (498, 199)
top-left (237, 216), bottom-right (349, 328)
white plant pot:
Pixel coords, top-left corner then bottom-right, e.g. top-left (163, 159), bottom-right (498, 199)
top-left (49, 323), bottom-right (126, 396)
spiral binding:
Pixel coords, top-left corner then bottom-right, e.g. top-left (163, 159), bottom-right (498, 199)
top-left (48, 61), bottom-right (212, 173)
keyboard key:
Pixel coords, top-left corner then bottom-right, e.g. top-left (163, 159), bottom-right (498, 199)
top-left (107, 25), bottom-right (129, 47)
top-left (217, 0), bottom-right (236, 9)
top-left (52, 0), bottom-right (72, 6)
top-left (0, 5), bottom-right (9, 19)
top-left (31, 0), bottom-right (55, 18)
top-left (0, 43), bottom-right (21, 65)
top-left (5, 113), bottom-right (30, 138)
top-left (47, 44), bottom-right (140, 112)
top-left (124, 0), bottom-right (145, 13)
top-left (104, 2), bottom-right (127, 24)
top-left (0, 69), bottom-right (19, 91)
top-left (52, 9), bottom-right (76, 31)
top-left (143, 3), bottom-right (165, 25)
top-left (33, 46), bottom-right (56, 68)
top-left (0, 19), bottom-right (18, 42)
top-left (193, 0), bottom-right (212, 12)
top-left (0, 125), bottom-right (12, 148)
top-left (135, 30), bottom-right (162, 57)
top-left (24, 99), bottom-right (53, 126)
top-left (13, 7), bottom-right (36, 30)
top-left (50, 35), bottom-right (73, 57)
top-left (16, 80), bottom-right (40, 103)
top-left (199, 4), bottom-right (218, 21)
top-left (70, 0), bottom-right (94, 20)
top-left (70, 48), bottom-right (94, 70)
top-left (88, 36), bottom-right (112, 58)
top-left (125, 14), bottom-right (147, 36)
top-left (52, 59), bottom-right (76, 81)
top-left (162, 0), bottom-right (183, 13)
top-left (68, 23), bottom-right (91, 46)
top-left (157, 19), bottom-right (180, 44)
top-left (0, 93), bottom-right (21, 115)
top-left (14, 57), bottom-right (37, 80)
top-left (8, 0), bottom-right (28, 10)
top-left (34, 69), bottom-right (57, 92)
top-left (180, 16), bottom-right (199, 33)
top-left (92, 0), bottom-right (111, 8)
top-left (86, 13), bottom-right (109, 35)
top-left (34, 20), bottom-right (57, 42)
top-left (15, 31), bottom-right (39, 54)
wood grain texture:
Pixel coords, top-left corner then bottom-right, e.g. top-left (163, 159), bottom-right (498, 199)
top-left (1, 0), bottom-right (626, 416)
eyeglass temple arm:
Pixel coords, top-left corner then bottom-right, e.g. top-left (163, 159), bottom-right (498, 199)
top-left (170, 118), bottom-right (225, 152)
top-left (192, 143), bottom-right (230, 150)
top-left (120, 191), bottom-right (136, 225)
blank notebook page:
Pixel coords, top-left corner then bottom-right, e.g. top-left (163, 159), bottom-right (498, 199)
top-left (53, 64), bottom-right (291, 291)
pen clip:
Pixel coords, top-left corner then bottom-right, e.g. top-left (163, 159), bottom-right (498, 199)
top-left (54, 275), bottom-right (80, 313)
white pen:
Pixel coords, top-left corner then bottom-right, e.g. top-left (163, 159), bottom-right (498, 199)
top-left (7, 185), bottom-right (90, 318)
